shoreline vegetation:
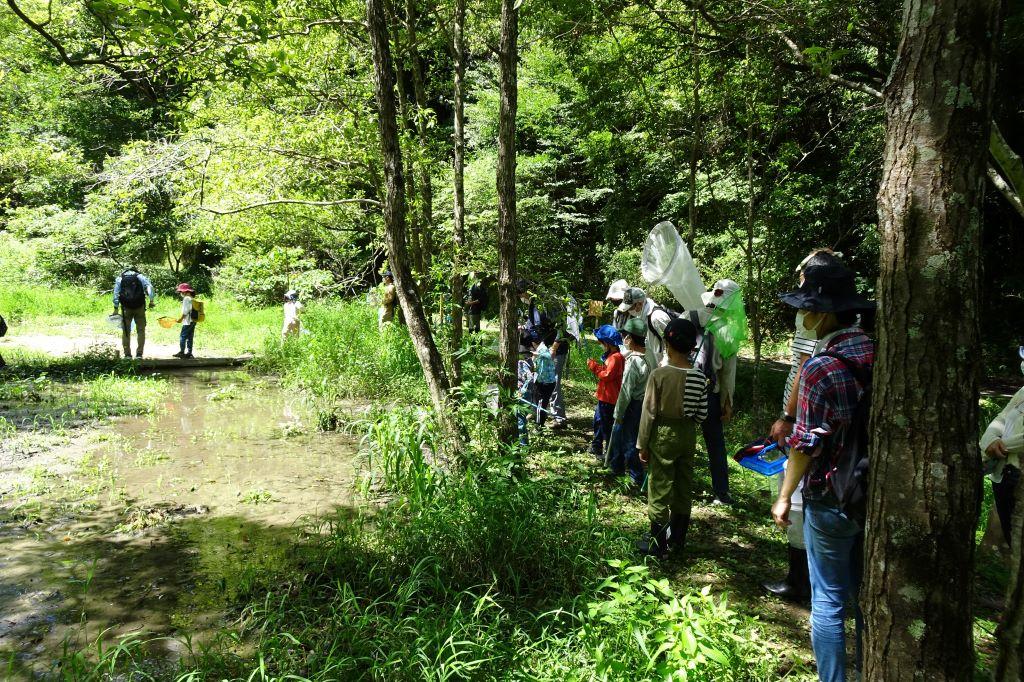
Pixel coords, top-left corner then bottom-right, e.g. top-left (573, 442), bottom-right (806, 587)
top-left (0, 291), bottom-right (1009, 680)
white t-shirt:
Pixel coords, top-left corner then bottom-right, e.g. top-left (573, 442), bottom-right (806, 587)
top-left (181, 296), bottom-right (193, 325)
top-left (282, 300), bottom-right (304, 332)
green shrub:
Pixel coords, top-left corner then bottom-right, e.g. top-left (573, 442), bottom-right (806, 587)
top-left (216, 246), bottom-right (341, 306)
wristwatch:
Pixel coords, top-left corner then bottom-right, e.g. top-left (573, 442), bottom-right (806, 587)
top-left (781, 412), bottom-right (796, 424)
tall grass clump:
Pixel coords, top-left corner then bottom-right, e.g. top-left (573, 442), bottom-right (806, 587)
top-left (261, 301), bottom-right (425, 403)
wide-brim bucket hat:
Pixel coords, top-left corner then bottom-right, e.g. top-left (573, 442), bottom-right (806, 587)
top-left (779, 264), bottom-right (875, 313)
top-left (176, 283), bottom-right (195, 295)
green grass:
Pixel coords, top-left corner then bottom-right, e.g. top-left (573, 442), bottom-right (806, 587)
top-left (1, 284), bottom-right (281, 355)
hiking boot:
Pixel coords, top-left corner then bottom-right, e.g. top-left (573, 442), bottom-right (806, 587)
top-left (589, 442), bottom-right (604, 460)
top-left (762, 547), bottom-right (811, 602)
top-left (668, 514), bottom-right (690, 555)
top-left (183, 353), bottom-right (194, 359)
top-left (172, 352), bottom-right (186, 358)
top-left (636, 521), bottom-right (668, 558)
top-left (712, 493), bottom-right (734, 506)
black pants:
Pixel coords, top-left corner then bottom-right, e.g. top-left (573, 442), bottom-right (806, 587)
top-left (993, 464), bottom-right (1021, 547)
top-left (535, 382), bottom-right (555, 427)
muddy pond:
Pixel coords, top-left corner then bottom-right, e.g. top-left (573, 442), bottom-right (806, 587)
top-left (0, 370), bottom-right (360, 678)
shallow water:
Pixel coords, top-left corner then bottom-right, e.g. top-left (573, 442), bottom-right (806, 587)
top-left (0, 371), bottom-right (360, 678)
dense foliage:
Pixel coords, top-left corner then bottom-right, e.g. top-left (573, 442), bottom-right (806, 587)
top-left (3, 0), bottom-right (1022, 353)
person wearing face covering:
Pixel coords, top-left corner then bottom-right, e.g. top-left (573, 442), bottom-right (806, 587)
top-left (771, 263), bottom-right (875, 682)
top-left (763, 249), bottom-right (844, 602)
top-left (981, 345), bottom-right (1024, 547)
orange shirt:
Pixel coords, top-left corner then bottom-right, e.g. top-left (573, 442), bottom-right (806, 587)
top-left (588, 350), bottom-right (624, 405)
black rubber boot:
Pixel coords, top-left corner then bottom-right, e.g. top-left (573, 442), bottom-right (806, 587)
top-left (636, 521), bottom-right (668, 558)
top-left (668, 514), bottom-right (691, 555)
top-left (762, 546), bottom-right (811, 602)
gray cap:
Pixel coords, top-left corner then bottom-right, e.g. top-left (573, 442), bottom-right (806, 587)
top-left (617, 287), bottom-right (646, 312)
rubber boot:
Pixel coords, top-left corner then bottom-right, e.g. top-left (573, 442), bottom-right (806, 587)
top-left (762, 546), bottom-right (810, 602)
top-left (668, 514), bottom-right (690, 555)
top-left (636, 521), bottom-right (668, 558)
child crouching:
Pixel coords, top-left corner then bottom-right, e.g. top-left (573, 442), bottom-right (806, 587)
top-left (637, 318), bottom-right (709, 558)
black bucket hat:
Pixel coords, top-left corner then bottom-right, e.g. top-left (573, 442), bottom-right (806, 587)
top-left (779, 264), bottom-right (875, 313)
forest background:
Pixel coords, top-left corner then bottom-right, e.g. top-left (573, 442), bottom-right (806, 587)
top-left (2, 0), bottom-right (1022, 367)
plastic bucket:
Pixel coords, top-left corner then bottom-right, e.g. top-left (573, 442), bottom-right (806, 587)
top-left (641, 221), bottom-right (705, 311)
top-left (106, 314), bottom-right (123, 329)
top-left (158, 317), bottom-right (175, 329)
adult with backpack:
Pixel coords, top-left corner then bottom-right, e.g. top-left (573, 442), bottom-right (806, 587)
top-left (763, 249), bottom-right (845, 602)
top-left (113, 267), bottom-right (156, 359)
top-left (771, 263), bottom-right (875, 682)
top-left (616, 287), bottom-right (674, 370)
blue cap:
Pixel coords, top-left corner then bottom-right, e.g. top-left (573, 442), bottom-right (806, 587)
top-left (594, 324), bottom-right (622, 346)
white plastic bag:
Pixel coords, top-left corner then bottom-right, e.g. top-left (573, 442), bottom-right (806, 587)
top-left (641, 221), bottom-right (705, 311)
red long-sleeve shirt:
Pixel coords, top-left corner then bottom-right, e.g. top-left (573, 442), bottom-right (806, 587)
top-left (588, 350), bottom-right (624, 405)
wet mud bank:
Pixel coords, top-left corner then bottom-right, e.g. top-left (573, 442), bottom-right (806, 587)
top-left (0, 370), bottom-right (361, 678)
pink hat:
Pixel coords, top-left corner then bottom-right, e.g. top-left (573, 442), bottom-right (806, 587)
top-left (176, 283), bottom-right (195, 294)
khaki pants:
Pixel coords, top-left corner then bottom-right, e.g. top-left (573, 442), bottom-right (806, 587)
top-left (647, 416), bottom-right (696, 525)
top-left (121, 306), bottom-right (147, 357)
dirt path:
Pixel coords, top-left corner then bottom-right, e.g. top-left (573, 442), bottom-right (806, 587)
top-left (1, 328), bottom-right (232, 360)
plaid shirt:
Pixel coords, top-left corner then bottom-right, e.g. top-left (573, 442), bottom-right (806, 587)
top-left (788, 328), bottom-right (874, 501)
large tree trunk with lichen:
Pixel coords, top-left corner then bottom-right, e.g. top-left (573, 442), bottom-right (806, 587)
top-left (449, 0), bottom-right (467, 386)
top-left (495, 0), bottom-right (519, 447)
top-left (366, 0), bottom-right (457, 443)
top-left (863, 0), bottom-right (1001, 679)
top-left (406, 0), bottom-right (433, 278)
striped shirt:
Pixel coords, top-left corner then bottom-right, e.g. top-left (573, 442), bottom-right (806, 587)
top-left (682, 369), bottom-right (710, 423)
top-left (782, 332), bottom-right (820, 409)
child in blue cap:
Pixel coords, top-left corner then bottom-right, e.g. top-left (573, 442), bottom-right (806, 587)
top-left (587, 324), bottom-right (624, 462)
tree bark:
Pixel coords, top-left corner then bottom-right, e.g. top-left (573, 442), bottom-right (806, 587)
top-left (366, 0), bottom-right (456, 431)
top-left (395, 60), bottom-right (423, 277)
top-left (406, 0), bottom-right (434, 277)
top-left (495, 0), bottom-right (519, 447)
top-left (450, 0), bottom-right (468, 386)
top-left (744, 43), bottom-right (761, 405)
top-left (864, 1), bottom-right (1002, 679)
top-left (687, 10), bottom-right (701, 250)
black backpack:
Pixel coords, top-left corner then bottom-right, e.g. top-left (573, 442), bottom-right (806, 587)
top-left (119, 271), bottom-right (145, 308)
top-left (0, 314), bottom-right (6, 338)
top-left (646, 305), bottom-right (681, 340)
top-left (817, 350), bottom-right (872, 520)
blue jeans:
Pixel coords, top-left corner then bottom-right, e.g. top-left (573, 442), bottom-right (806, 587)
top-left (700, 393), bottom-right (729, 499)
top-left (591, 401), bottom-right (615, 456)
top-left (179, 323), bottom-right (195, 354)
top-left (611, 399), bottom-right (644, 484)
top-left (552, 349), bottom-right (569, 421)
top-left (804, 501), bottom-right (864, 682)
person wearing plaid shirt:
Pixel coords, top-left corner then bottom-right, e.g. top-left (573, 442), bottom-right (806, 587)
top-left (771, 263), bottom-right (875, 682)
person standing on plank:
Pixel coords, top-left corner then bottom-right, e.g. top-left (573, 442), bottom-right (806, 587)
top-left (173, 283), bottom-right (199, 359)
top-left (113, 266), bottom-right (155, 359)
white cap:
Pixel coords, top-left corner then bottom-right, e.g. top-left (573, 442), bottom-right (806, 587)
top-left (605, 279), bottom-right (628, 301)
top-left (701, 279), bottom-right (740, 308)
top-left (617, 287), bottom-right (647, 312)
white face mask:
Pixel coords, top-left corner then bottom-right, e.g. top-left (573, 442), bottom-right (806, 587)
top-left (796, 310), bottom-right (824, 340)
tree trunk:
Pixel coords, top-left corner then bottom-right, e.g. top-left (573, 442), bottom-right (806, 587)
top-left (864, 1), bottom-right (1002, 679)
top-left (366, 0), bottom-right (456, 433)
top-left (495, 0), bottom-right (519, 447)
top-left (395, 61), bottom-right (423, 277)
top-left (406, 0), bottom-right (434, 278)
top-left (687, 10), bottom-right (701, 250)
top-left (744, 48), bottom-right (761, 406)
top-left (450, 0), bottom-right (467, 386)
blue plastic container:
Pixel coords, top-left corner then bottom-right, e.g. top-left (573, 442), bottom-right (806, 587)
top-left (737, 442), bottom-right (788, 477)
